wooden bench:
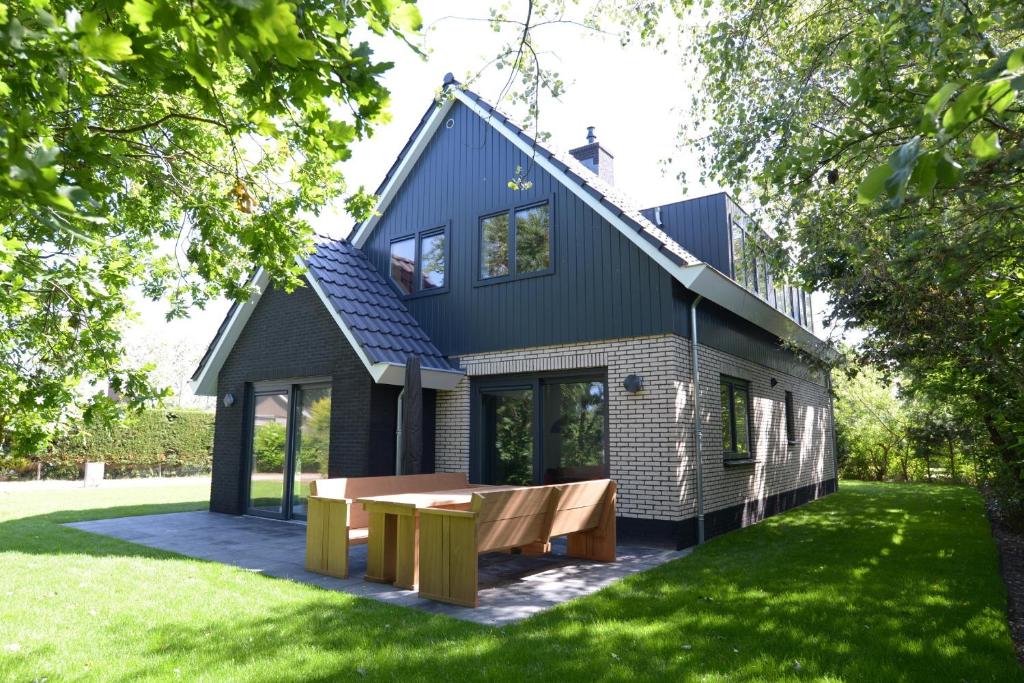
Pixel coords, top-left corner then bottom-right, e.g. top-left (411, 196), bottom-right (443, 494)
top-left (304, 472), bottom-right (470, 579)
top-left (417, 479), bottom-right (616, 607)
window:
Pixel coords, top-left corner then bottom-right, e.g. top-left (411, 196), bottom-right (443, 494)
top-left (479, 200), bottom-right (552, 281)
top-left (720, 376), bottom-right (751, 459)
top-left (389, 237), bottom-right (415, 295)
top-left (757, 252), bottom-right (769, 299)
top-left (479, 213), bottom-right (510, 279)
top-left (419, 231), bottom-right (446, 290)
top-left (476, 372), bottom-right (608, 485)
top-left (784, 390), bottom-right (796, 444)
top-left (731, 219), bottom-right (747, 286)
top-left (803, 292), bottom-right (813, 330)
top-left (515, 203), bottom-right (551, 274)
top-left (389, 227), bottom-right (447, 296)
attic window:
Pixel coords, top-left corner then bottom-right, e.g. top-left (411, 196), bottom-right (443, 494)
top-left (390, 227), bottom-right (447, 296)
top-left (478, 200), bottom-right (552, 283)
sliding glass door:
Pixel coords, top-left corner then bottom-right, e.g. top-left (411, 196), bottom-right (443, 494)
top-left (476, 373), bottom-right (608, 486)
top-left (481, 386), bottom-right (535, 486)
top-left (249, 390), bottom-right (290, 516)
top-left (248, 381), bottom-right (331, 520)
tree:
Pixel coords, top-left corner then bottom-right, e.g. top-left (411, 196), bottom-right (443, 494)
top-left (653, 0), bottom-right (1024, 484)
top-left (832, 364), bottom-right (912, 481)
top-left (0, 0), bottom-right (422, 456)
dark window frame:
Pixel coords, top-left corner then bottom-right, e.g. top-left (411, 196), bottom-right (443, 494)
top-left (469, 369), bottom-right (609, 485)
top-left (475, 197), bottom-right (555, 287)
top-left (388, 223), bottom-right (450, 299)
top-left (784, 390), bottom-right (797, 445)
top-left (244, 378), bottom-right (333, 521)
top-left (720, 375), bottom-right (753, 460)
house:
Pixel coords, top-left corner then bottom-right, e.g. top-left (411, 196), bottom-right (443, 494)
top-left (190, 75), bottom-right (838, 548)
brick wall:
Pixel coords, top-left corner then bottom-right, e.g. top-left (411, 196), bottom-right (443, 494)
top-left (211, 280), bottom-right (399, 514)
top-left (435, 333), bottom-right (836, 538)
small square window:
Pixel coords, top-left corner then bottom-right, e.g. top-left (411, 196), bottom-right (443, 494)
top-left (390, 228), bottom-right (447, 296)
top-left (515, 203), bottom-right (550, 274)
top-left (480, 213), bottom-right (510, 279)
top-left (389, 237), bottom-right (415, 295)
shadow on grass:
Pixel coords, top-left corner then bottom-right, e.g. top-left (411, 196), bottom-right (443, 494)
top-left (1, 482), bottom-right (1019, 682)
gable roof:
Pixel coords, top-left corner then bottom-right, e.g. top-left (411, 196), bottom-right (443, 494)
top-left (350, 75), bottom-right (829, 357)
top-left (190, 238), bottom-right (463, 396)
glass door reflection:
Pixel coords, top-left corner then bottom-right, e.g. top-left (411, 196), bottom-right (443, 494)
top-left (249, 390), bottom-right (290, 517)
top-left (291, 384), bottom-right (331, 520)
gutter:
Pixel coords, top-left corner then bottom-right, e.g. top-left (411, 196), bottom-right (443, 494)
top-left (690, 295), bottom-right (706, 545)
top-left (825, 371), bottom-right (839, 490)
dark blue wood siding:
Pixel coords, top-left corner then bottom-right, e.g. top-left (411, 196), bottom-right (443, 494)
top-left (361, 101), bottom-right (677, 356)
top-left (671, 289), bottom-right (824, 385)
top-left (641, 193), bottom-right (732, 274)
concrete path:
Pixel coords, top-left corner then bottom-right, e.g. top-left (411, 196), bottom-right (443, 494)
top-left (66, 511), bottom-right (689, 626)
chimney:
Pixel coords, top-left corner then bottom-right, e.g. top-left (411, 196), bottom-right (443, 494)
top-left (569, 126), bottom-right (614, 185)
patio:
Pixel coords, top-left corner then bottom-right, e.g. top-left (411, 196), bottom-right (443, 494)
top-left (66, 511), bottom-right (689, 626)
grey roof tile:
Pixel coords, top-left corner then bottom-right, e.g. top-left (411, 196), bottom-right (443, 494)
top-left (305, 238), bottom-right (455, 373)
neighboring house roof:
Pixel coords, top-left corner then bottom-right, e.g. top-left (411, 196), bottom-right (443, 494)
top-left (350, 74), bottom-right (829, 357)
top-left (190, 238), bottom-right (464, 396)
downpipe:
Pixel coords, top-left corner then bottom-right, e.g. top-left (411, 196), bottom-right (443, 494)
top-left (395, 388), bottom-right (405, 475)
top-left (690, 296), bottom-right (706, 545)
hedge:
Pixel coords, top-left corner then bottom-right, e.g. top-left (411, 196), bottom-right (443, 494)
top-left (1, 409), bottom-right (215, 480)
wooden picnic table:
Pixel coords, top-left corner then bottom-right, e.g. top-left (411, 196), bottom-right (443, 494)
top-left (357, 485), bottom-right (523, 589)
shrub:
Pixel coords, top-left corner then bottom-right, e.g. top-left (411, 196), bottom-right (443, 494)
top-left (252, 422), bottom-right (287, 471)
top-left (2, 409), bottom-right (215, 480)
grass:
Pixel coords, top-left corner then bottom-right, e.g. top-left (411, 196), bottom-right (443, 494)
top-left (0, 480), bottom-right (1018, 682)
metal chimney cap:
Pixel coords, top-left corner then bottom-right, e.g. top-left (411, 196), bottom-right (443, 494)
top-left (586, 126), bottom-right (596, 144)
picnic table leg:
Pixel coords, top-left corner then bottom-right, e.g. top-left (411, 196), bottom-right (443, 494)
top-left (418, 511), bottom-right (479, 608)
top-left (305, 498), bottom-right (350, 579)
top-left (393, 510), bottom-right (418, 589)
top-left (364, 510), bottom-right (397, 583)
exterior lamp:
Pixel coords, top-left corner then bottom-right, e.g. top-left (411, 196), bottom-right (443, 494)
top-left (623, 375), bottom-right (644, 393)
top-left (223, 392), bottom-right (236, 408)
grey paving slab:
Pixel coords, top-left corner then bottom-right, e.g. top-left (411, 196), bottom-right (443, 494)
top-left (65, 511), bottom-right (689, 626)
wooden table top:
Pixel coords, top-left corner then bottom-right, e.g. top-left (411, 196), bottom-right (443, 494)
top-left (356, 484), bottom-right (524, 509)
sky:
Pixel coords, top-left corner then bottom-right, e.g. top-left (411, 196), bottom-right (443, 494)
top-left (127, 1), bottom-right (843, 407)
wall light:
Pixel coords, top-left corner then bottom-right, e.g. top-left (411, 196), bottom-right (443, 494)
top-left (770, 378), bottom-right (778, 388)
top-left (223, 392), bottom-right (236, 408)
top-left (623, 375), bottom-right (644, 393)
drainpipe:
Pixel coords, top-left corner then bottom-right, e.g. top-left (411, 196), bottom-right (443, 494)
top-left (690, 295), bottom-right (706, 545)
top-left (825, 371), bottom-right (839, 491)
top-left (395, 388), bottom-right (405, 475)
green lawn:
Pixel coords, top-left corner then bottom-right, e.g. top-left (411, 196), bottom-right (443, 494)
top-left (0, 481), bottom-right (1018, 682)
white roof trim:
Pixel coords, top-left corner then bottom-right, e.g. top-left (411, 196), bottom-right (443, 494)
top-left (191, 268), bottom-right (269, 396)
top-left (191, 256), bottom-right (465, 396)
top-left (372, 362), bottom-right (466, 390)
top-left (677, 265), bottom-right (828, 356)
top-left (351, 98), bottom-right (455, 248)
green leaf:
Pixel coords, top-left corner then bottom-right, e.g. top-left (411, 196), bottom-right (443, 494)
top-left (942, 83), bottom-right (986, 132)
top-left (80, 30), bottom-right (134, 62)
top-left (390, 3), bottom-right (422, 33)
top-left (909, 152), bottom-right (938, 196)
top-left (935, 154), bottom-right (963, 187)
top-left (858, 163), bottom-right (893, 204)
top-left (921, 82), bottom-right (959, 134)
top-left (125, 0), bottom-right (156, 31)
top-left (970, 131), bottom-right (1001, 160)
top-left (1007, 48), bottom-right (1024, 72)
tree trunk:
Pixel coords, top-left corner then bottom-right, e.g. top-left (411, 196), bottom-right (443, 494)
top-left (946, 437), bottom-right (957, 483)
